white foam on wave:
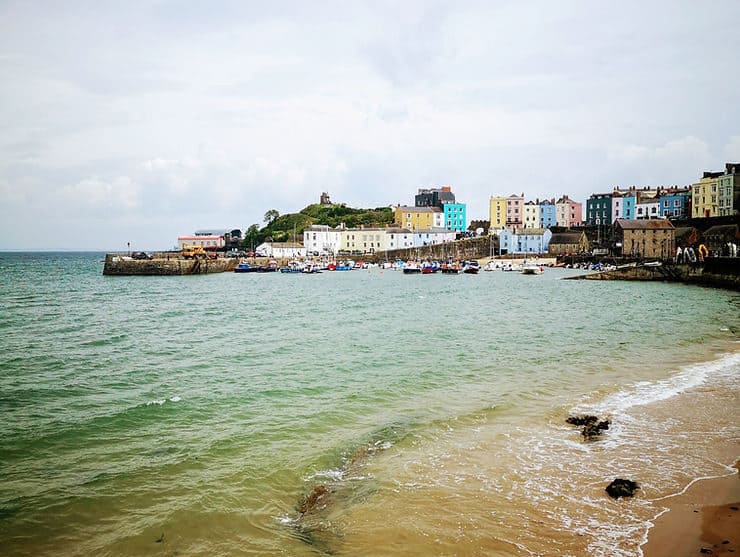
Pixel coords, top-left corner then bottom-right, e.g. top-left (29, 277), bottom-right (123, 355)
top-left (145, 395), bottom-right (182, 406)
top-left (578, 351), bottom-right (740, 417)
top-left (306, 468), bottom-right (345, 481)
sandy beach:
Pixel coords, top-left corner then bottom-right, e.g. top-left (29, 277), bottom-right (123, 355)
top-left (642, 462), bottom-right (739, 557)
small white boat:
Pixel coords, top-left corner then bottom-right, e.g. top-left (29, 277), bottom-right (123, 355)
top-left (521, 263), bottom-right (544, 275)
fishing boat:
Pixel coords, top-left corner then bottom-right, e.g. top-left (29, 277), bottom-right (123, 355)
top-left (462, 261), bottom-right (480, 274)
top-left (302, 262), bottom-right (322, 274)
top-left (280, 260), bottom-right (304, 273)
top-left (402, 261), bottom-right (422, 274)
top-left (440, 261), bottom-right (462, 274)
top-left (234, 262), bottom-right (260, 273)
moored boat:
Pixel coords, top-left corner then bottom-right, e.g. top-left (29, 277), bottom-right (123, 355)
top-left (462, 261), bottom-right (480, 274)
top-left (521, 263), bottom-right (544, 275)
top-left (234, 262), bottom-right (260, 273)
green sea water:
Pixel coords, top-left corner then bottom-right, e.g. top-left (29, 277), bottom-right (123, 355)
top-left (0, 252), bottom-right (738, 556)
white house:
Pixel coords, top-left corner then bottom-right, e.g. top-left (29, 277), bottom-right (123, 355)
top-left (303, 225), bottom-right (342, 256)
top-left (256, 242), bottom-right (306, 258)
top-left (412, 228), bottom-right (457, 247)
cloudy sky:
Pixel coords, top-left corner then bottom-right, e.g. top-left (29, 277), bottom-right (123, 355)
top-left (1, 0), bottom-right (738, 250)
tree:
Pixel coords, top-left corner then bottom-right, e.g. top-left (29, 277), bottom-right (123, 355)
top-left (240, 224), bottom-right (261, 250)
top-left (264, 209), bottom-right (279, 224)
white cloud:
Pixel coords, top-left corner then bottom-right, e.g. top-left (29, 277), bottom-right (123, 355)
top-left (1, 0), bottom-right (739, 249)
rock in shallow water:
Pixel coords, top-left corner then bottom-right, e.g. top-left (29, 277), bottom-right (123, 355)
top-left (605, 478), bottom-right (639, 499)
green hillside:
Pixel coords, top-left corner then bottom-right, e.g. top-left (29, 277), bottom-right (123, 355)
top-left (240, 204), bottom-right (393, 249)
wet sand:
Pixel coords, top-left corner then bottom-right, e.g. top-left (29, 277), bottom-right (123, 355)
top-left (642, 463), bottom-right (740, 557)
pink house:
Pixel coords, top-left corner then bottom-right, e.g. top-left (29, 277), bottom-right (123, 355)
top-left (555, 195), bottom-right (583, 227)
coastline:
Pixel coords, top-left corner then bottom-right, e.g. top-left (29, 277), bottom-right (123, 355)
top-left (642, 463), bottom-right (740, 557)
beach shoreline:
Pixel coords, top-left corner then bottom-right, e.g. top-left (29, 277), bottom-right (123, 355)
top-left (642, 462), bottom-right (739, 557)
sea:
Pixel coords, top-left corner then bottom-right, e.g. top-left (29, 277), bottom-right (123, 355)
top-left (0, 252), bottom-right (738, 557)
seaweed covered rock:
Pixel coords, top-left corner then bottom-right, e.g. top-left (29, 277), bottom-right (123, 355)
top-left (566, 415), bottom-right (610, 440)
top-left (566, 415), bottom-right (599, 427)
top-left (582, 419), bottom-right (610, 440)
top-left (298, 485), bottom-right (329, 514)
top-left (605, 478), bottom-right (639, 499)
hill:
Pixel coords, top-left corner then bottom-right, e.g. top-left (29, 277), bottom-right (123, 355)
top-left (240, 204), bottom-right (393, 248)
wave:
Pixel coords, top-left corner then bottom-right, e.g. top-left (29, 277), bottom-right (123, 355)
top-left (576, 350), bottom-right (740, 417)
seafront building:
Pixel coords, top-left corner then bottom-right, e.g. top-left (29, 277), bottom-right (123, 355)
top-left (498, 228), bottom-right (552, 254)
top-left (304, 224), bottom-right (343, 256)
top-left (692, 172), bottom-right (722, 218)
top-left (658, 187), bottom-right (691, 219)
top-left (506, 193), bottom-right (525, 230)
top-left (612, 188), bottom-right (636, 220)
top-left (718, 163), bottom-right (740, 216)
top-left (586, 193), bottom-right (612, 225)
top-left (489, 196), bottom-right (507, 231)
top-left (522, 201), bottom-right (540, 229)
top-left (393, 206), bottom-right (440, 231)
top-left (539, 200), bottom-right (557, 229)
top-left (555, 195), bottom-right (583, 227)
top-left (548, 231), bottom-right (589, 256)
top-left (614, 219), bottom-right (675, 259)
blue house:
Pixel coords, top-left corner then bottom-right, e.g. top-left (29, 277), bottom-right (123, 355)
top-left (539, 201), bottom-right (556, 228)
top-left (659, 189), bottom-right (691, 218)
top-left (498, 228), bottom-right (553, 254)
top-left (443, 203), bottom-right (467, 232)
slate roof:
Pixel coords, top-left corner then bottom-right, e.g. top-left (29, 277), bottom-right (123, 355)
top-left (615, 219), bottom-right (674, 230)
top-left (549, 232), bottom-right (584, 245)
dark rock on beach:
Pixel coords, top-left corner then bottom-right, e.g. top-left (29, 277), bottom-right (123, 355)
top-left (566, 415), bottom-right (610, 440)
top-left (606, 478), bottom-right (639, 499)
top-left (566, 415), bottom-right (599, 426)
top-left (582, 420), bottom-right (610, 440)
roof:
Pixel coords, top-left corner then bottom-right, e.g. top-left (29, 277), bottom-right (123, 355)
top-left (194, 229), bottom-right (232, 236)
top-left (703, 224), bottom-right (739, 238)
top-left (262, 242), bottom-right (304, 248)
top-left (549, 232), bottom-right (585, 245)
top-left (615, 219), bottom-right (674, 230)
top-left (396, 206), bottom-right (441, 213)
top-left (673, 227), bottom-right (697, 240)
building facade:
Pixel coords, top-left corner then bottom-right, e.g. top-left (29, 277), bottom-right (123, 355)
top-left (692, 172), bottom-right (722, 218)
top-left (393, 206), bottom-right (439, 231)
top-left (443, 203), bottom-right (467, 232)
top-left (489, 196), bottom-right (507, 231)
top-left (177, 235), bottom-right (226, 250)
top-left (498, 228), bottom-right (552, 254)
top-left (522, 201), bottom-right (540, 229)
top-left (614, 219), bottom-right (675, 259)
top-left (556, 195), bottom-right (583, 227)
top-left (547, 231), bottom-right (589, 256)
top-left (718, 163), bottom-right (739, 216)
top-left (658, 188), bottom-right (691, 219)
top-left (539, 200), bottom-right (556, 228)
top-left (612, 189), bottom-right (636, 221)
top-left (415, 186), bottom-right (455, 207)
top-left (303, 225), bottom-right (342, 256)
top-left (586, 193), bottom-right (612, 225)
top-left (506, 193), bottom-right (525, 230)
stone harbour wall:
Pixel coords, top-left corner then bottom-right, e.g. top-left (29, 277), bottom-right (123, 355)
top-left (103, 254), bottom-right (238, 276)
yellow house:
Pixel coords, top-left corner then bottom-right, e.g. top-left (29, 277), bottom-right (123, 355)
top-left (692, 172), bottom-right (722, 218)
top-left (489, 196), bottom-right (507, 231)
top-left (393, 206), bottom-right (438, 231)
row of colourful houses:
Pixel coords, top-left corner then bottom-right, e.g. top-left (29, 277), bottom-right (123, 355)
top-left (586, 163), bottom-right (740, 225)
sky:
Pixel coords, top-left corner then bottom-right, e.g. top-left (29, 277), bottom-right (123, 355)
top-left (1, 0), bottom-right (739, 250)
